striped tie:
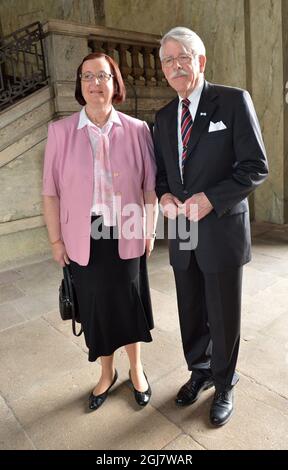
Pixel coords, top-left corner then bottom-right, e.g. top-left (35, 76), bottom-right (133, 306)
top-left (181, 98), bottom-right (193, 171)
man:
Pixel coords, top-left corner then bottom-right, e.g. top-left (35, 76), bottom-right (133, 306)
top-left (153, 27), bottom-right (268, 426)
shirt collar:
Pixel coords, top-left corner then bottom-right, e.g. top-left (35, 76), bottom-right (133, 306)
top-left (77, 106), bottom-right (122, 130)
top-left (178, 75), bottom-right (205, 106)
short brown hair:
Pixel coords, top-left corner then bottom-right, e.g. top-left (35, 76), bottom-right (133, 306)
top-left (75, 52), bottom-right (126, 106)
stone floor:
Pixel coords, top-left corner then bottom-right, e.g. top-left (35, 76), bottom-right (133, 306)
top-left (0, 221), bottom-right (288, 450)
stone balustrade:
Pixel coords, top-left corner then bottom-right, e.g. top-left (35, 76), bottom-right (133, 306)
top-left (42, 20), bottom-right (168, 86)
top-left (88, 31), bottom-right (167, 87)
top-left (42, 20), bottom-right (175, 121)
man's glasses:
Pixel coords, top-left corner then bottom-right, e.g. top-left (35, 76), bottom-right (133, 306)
top-left (79, 71), bottom-right (114, 83)
top-left (161, 54), bottom-right (193, 68)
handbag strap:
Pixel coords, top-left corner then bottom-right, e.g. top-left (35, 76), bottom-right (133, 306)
top-left (63, 265), bottom-right (83, 337)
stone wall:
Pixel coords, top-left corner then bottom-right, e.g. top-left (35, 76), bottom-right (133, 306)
top-left (283, 0), bottom-right (288, 223)
top-left (0, 0), bottom-right (287, 260)
top-left (0, 0), bottom-right (96, 36)
top-left (105, 0), bottom-right (247, 89)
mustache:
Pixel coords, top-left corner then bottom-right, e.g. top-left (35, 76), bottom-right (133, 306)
top-left (170, 70), bottom-right (189, 79)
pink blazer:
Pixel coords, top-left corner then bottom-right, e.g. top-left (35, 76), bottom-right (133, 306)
top-left (42, 111), bottom-right (156, 265)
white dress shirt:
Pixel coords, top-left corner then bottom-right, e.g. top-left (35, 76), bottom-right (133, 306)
top-left (177, 77), bottom-right (204, 180)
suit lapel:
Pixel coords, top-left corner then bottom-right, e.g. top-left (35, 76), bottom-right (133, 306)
top-left (186, 81), bottom-right (219, 159)
top-left (166, 98), bottom-right (182, 183)
top-left (167, 98), bottom-right (179, 162)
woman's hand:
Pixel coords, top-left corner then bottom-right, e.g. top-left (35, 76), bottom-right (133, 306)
top-left (145, 236), bottom-right (155, 258)
top-left (43, 196), bottom-right (68, 266)
top-left (51, 240), bottom-right (70, 267)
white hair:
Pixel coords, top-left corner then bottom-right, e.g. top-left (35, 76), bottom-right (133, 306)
top-left (159, 27), bottom-right (206, 60)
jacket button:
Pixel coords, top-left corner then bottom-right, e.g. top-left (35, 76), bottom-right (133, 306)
top-left (183, 190), bottom-right (188, 194)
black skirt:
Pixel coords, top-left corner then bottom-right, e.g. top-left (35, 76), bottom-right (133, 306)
top-left (69, 216), bottom-right (154, 361)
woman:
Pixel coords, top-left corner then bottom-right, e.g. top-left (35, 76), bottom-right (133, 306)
top-left (42, 52), bottom-right (158, 411)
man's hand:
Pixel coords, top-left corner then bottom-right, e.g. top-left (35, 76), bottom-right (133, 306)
top-left (180, 192), bottom-right (213, 221)
top-left (160, 193), bottom-right (182, 219)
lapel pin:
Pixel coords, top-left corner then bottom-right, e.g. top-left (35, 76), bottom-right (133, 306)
top-left (200, 112), bottom-right (207, 116)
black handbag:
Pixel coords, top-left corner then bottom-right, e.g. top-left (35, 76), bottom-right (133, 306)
top-left (59, 264), bottom-right (83, 337)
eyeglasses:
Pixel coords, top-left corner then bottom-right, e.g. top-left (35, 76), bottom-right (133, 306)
top-left (161, 54), bottom-right (193, 68)
top-left (79, 71), bottom-right (114, 83)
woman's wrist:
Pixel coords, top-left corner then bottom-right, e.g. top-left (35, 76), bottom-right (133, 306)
top-left (146, 232), bottom-right (156, 239)
top-left (50, 238), bottom-right (62, 245)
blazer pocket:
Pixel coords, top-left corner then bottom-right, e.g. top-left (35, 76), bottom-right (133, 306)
top-left (60, 207), bottom-right (69, 224)
top-left (224, 200), bottom-right (248, 216)
top-left (207, 129), bottom-right (229, 138)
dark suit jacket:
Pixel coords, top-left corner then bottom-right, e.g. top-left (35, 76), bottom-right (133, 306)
top-left (154, 81), bottom-right (269, 273)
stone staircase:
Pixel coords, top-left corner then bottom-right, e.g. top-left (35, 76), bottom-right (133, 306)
top-left (0, 86), bottom-right (55, 267)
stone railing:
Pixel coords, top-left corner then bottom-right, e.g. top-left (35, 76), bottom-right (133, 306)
top-left (42, 20), bottom-right (167, 87)
top-left (43, 20), bottom-right (175, 120)
top-left (88, 29), bottom-right (167, 87)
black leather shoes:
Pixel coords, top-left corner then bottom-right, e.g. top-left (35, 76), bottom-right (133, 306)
top-left (175, 375), bottom-right (214, 406)
top-left (129, 370), bottom-right (151, 407)
top-left (88, 370), bottom-right (118, 411)
top-left (210, 388), bottom-right (234, 426)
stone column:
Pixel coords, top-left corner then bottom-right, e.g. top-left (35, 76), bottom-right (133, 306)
top-left (283, 0), bottom-right (288, 223)
top-left (44, 20), bottom-right (89, 116)
top-left (248, 0), bottom-right (286, 223)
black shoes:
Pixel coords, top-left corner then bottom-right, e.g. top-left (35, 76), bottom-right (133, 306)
top-left (88, 369), bottom-right (118, 411)
top-left (175, 375), bottom-right (214, 406)
top-left (176, 374), bottom-right (234, 426)
top-left (129, 370), bottom-right (151, 407)
top-left (210, 388), bottom-right (234, 426)
top-left (89, 369), bottom-right (152, 410)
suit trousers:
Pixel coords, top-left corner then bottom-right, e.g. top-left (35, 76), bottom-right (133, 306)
top-left (173, 251), bottom-right (242, 391)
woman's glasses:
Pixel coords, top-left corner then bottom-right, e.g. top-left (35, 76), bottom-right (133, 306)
top-left (80, 71), bottom-right (114, 83)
